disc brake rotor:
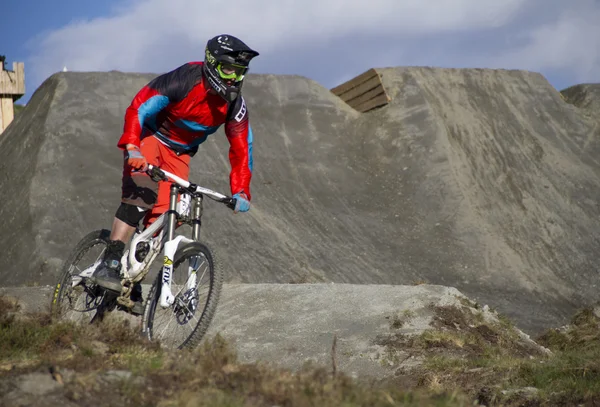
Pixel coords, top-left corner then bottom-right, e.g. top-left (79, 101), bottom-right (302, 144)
top-left (174, 288), bottom-right (199, 325)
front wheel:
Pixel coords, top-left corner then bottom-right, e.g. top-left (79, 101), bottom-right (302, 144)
top-left (141, 241), bottom-right (223, 349)
top-left (51, 229), bottom-right (116, 324)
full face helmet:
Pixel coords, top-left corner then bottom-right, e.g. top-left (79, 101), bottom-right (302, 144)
top-left (203, 34), bottom-right (259, 102)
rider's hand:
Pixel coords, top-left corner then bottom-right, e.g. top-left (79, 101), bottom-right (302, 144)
top-left (233, 192), bottom-right (250, 213)
top-left (125, 145), bottom-right (148, 171)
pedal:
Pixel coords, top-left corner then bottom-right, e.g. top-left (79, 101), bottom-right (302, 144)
top-left (130, 300), bottom-right (144, 316)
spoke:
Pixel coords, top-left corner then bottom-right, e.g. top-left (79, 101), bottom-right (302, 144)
top-left (153, 293), bottom-right (202, 346)
top-left (157, 312), bottom-right (176, 340)
top-left (195, 265), bottom-right (208, 287)
top-left (179, 302), bottom-right (202, 328)
top-left (54, 236), bottom-right (111, 326)
top-left (147, 248), bottom-right (215, 349)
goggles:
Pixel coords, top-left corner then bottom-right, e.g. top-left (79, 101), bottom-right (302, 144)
top-left (216, 62), bottom-right (247, 82)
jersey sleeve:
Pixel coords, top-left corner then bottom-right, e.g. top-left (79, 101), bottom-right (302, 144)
top-left (117, 62), bottom-right (204, 149)
top-left (224, 96), bottom-right (253, 200)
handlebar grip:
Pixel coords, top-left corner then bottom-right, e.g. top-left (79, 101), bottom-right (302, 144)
top-left (148, 166), bottom-right (168, 182)
top-left (225, 198), bottom-right (237, 211)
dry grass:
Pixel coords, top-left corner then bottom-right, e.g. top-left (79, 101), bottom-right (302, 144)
top-left (0, 295), bottom-right (160, 372)
top-left (377, 302), bottom-right (600, 406)
top-left (6, 294), bottom-right (600, 406)
top-left (0, 295), bottom-right (468, 406)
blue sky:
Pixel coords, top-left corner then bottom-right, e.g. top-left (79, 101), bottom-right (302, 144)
top-left (3, 1), bottom-right (118, 96)
top-left (2, 0), bottom-right (599, 104)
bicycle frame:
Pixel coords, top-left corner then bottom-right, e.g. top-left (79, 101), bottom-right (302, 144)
top-left (120, 184), bottom-right (196, 308)
top-left (120, 165), bottom-right (234, 309)
top-left (71, 165), bottom-right (235, 311)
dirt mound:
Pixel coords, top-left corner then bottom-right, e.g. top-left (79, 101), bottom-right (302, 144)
top-left (561, 83), bottom-right (600, 117)
top-left (1, 68), bottom-right (600, 334)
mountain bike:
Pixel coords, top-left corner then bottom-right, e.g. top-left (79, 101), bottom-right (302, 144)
top-left (51, 164), bottom-right (237, 349)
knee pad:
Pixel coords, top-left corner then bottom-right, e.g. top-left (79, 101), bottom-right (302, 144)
top-left (115, 203), bottom-right (148, 227)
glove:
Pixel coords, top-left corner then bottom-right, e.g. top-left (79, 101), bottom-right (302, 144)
top-left (233, 192), bottom-right (250, 213)
top-left (125, 145), bottom-right (148, 171)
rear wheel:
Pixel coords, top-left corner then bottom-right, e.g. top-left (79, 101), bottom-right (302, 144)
top-left (51, 229), bottom-right (116, 324)
top-left (141, 241), bottom-right (223, 349)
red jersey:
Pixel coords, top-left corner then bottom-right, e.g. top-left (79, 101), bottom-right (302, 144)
top-left (117, 61), bottom-right (253, 199)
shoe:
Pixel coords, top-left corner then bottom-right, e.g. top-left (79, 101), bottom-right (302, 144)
top-left (93, 261), bottom-right (123, 292)
top-left (91, 240), bottom-right (125, 292)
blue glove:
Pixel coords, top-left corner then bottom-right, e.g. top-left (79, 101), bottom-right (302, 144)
top-left (233, 193), bottom-right (250, 213)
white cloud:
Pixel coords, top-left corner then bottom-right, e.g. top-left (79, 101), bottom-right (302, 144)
top-left (24, 0), bottom-right (600, 94)
top-left (28, 0), bottom-right (527, 81)
top-left (486, 4), bottom-right (600, 82)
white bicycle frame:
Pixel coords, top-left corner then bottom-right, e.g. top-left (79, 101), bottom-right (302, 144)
top-left (72, 164), bottom-right (233, 309)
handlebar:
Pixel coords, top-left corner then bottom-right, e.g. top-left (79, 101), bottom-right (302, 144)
top-left (146, 164), bottom-right (236, 210)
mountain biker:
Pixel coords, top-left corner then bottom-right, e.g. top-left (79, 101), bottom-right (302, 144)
top-left (90, 34), bottom-right (259, 307)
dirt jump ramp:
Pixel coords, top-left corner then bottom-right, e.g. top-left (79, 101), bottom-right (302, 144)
top-left (0, 67), bottom-right (599, 334)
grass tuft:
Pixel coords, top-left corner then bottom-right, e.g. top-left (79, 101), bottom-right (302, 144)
top-left (5, 295), bottom-right (600, 406)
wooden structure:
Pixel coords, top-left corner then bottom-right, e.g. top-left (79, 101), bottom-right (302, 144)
top-left (0, 56), bottom-right (25, 135)
top-left (330, 68), bottom-right (390, 113)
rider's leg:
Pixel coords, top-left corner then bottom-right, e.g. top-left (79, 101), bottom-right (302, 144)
top-left (91, 239), bottom-right (126, 292)
top-left (92, 136), bottom-right (161, 292)
top-left (109, 216), bottom-right (137, 242)
top-left (144, 142), bottom-right (192, 225)
top-left (92, 205), bottom-right (152, 291)
top-left (91, 205), bottom-right (149, 291)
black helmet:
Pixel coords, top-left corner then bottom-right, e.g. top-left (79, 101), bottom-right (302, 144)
top-left (203, 34), bottom-right (259, 102)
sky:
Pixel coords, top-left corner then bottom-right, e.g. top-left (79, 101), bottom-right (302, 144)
top-left (1, 0), bottom-right (599, 104)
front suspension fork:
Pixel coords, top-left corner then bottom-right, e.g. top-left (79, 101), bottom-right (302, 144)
top-left (159, 235), bottom-right (194, 307)
top-left (191, 195), bottom-right (203, 241)
top-left (159, 184), bottom-right (200, 308)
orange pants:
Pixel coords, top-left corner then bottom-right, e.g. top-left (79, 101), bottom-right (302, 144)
top-left (121, 135), bottom-right (191, 226)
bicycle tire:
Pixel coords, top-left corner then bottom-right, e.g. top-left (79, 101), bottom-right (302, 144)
top-left (51, 229), bottom-right (113, 323)
top-left (142, 241), bottom-right (223, 349)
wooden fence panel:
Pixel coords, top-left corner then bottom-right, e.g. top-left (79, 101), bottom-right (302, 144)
top-left (330, 68), bottom-right (390, 113)
top-left (355, 93), bottom-right (390, 113)
top-left (330, 68), bottom-right (378, 95)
